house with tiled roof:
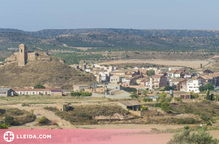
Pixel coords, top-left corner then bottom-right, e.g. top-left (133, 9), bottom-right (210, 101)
top-left (177, 80), bottom-right (187, 91)
top-left (150, 74), bottom-right (167, 89)
top-left (167, 70), bottom-right (177, 78)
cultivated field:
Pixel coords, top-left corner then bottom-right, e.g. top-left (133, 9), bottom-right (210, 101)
top-left (98, 59), bottom-right (209, 68)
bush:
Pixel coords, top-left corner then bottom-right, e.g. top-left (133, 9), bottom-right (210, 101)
top-left (121, 86), bottom-right (137, 92)
top-left (190, 92), bottom-right (199, 99)
top-left (0, 123), bottom-right (8, 129)
top-left (161, 102), bottom-right (170, 112)
top-left (8, 109), bottom-right (24, 115)
top-left (70, 91), bottom-right (92, 97)
top-left (4, 116), bottom-right (15, 126)
top-left (154, 103), bottom-right (162, 107)
top-left (174, 97), bottom-right (182, 102)
top-left (21, 103), bottom-right (30, 107)
top-left (37, 116), bottom-right (49, 125)
top-left (163, 86), bottom-right (174, 91)
top-left (34, 84), bottom-right (46, 89)
top-left (63, 105), bottom-right (69, 111)
top-left (168, 129), bottom-right (218, 144)
top-left (130, 93), bottom-right (139, 99)
top-left (140, 105), bottom-right (148, 111)
top-left (143, 98), bottom-right (152, 102)
top-left (146, 69), bottom-right (155, 76)
top-left (199, 84), bottom-right (214, 92)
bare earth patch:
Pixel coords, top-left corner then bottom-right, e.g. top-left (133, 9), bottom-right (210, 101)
top-left (7, 104), bottom-right (75, 129)
top-left (98, 59), bottom-right (209, 68)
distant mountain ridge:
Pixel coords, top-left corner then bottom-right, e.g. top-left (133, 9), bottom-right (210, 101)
top-left (1, 28), bottom-right (219, 37)
top-left (1, 28), bottom-right (219, 53)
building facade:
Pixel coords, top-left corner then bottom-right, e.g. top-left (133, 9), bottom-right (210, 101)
top-left (0, 88), bottom-right (15, 97)
top-left (186, 79), bottom-right (201, 93)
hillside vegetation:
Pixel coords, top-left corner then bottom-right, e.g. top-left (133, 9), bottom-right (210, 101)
top-left (1, 28), bottom-right (219, 52)
top-left (0, 58), bottom-right (96, 89)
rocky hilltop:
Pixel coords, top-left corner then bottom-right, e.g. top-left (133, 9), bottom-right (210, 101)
top-left (0, 55), bottom-right (96, 89)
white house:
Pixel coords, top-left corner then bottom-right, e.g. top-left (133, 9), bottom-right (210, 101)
top-left (184, 74), bottom-right (192, 78)
top-left (85, 69), bottom-right (91, 73)
top-left (98, 72), bottom-right (108, 82)
top-left (186, 79), bottom-right (202, 93)
top-left (110, 75), bottom-right (121, 84)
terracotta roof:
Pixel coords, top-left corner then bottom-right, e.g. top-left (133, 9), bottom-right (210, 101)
top-left (152, 74), bottom-right (164, 78)
top-left (167, 70), bottom-right (177, 73)
top-left (14, 89), bottom-right (51, 91)
top-left (175, 71), bottom-right (182, 74)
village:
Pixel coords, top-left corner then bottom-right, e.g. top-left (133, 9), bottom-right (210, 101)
top-left (0, 44), bottom-right (219, 104)
top-left (0, 44), bottom-right (219, 132)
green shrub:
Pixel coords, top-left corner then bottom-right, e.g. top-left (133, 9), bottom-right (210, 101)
top-left (21, 103), bottom-right (30, 107)
top-left (140, 105), bottom-right (148, 111)
top-left (34, 84), bottom-right (46, 89)
top-left (37, 116), bottom-right (49, 125)
top-left (4, 116), bottom-right (15, 126)
top-left (8, 109), bottom-right (24, 115)
top-left (154, 103), bottom-right (162, 107)
top-left (0, 123), bottom-right (8, 129)
top-left (143, 98), bottom-right (152, 102)
top-left (168, 129), bottom-right (218, 144)
top-left (161, 102), bottom-right (170, 112)
top-left (63, 105), bottom-right (69, 111)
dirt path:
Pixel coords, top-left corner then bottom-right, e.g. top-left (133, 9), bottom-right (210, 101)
top-left (8, 104), bottom-right (75, 129)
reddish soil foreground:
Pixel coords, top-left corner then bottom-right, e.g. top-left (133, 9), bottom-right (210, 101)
top-left (0, 129), bottom-right (173, 144)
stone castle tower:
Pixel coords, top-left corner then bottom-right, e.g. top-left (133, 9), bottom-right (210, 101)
top-left (18, 44), bottom-right (28, 66)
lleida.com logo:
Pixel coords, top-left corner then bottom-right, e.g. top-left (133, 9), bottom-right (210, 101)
top-left (3, 131), bottom-right (15, 142)
top-left (3, 131), bottom-right (52, 143)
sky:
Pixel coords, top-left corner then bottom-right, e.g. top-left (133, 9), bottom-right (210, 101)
top-left (0, 0), bottom-right (218, 31)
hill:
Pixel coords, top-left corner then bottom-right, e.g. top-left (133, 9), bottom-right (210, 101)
top-left (0, 58), bottom-right (96, 89)
top-left (1, 28), bottom-right (219, 55)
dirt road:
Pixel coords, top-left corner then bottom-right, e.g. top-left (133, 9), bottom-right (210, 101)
top-left (8, 104), bottom-right (75, 129)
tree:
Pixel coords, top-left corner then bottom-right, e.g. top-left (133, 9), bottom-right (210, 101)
top-left (133, 82), bottom-right (139, 85)
top-left (161, 102), bottom-right (170, 112)
top-left (143, 90), bottom-right (148, 96)
top-left (174, 97), bottom-right (182, 102)
top-left (146, 69), bottom-right (155, 76)
top-left (163, 86), bottom-right (174, 91)
top-left (190, 92), bottom-right (199, 99)
top-left (143, 98), bottom-right (152, 102)
top-left (168, 127), bottom-right (218, 144)
top-left (130, 92), bottom-right (139, 99)
top-left (161, 91), bottom-right (167, 98)
top-left (34, 84), bottom-right (46, 89)
top-left (199, 83), bottom-right (214, 92)
top-left (206, 90), bottom-right (214, 100)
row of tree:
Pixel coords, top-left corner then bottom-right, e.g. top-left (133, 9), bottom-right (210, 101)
top-left (70, 92), bottom-right (92, 97)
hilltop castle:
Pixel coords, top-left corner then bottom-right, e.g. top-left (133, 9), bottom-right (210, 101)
top-left (5, 44), bottom-right (53, 66)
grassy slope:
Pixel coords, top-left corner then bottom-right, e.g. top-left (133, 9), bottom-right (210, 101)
top-left (0, 59), bottom-right (96, 89)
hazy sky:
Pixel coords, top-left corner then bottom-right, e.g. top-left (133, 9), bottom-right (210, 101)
top-left (0, 0), bottom-right (218, 31)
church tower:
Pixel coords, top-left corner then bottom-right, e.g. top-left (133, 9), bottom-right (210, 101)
top-left (18, 44), bottom-right (28, 66)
